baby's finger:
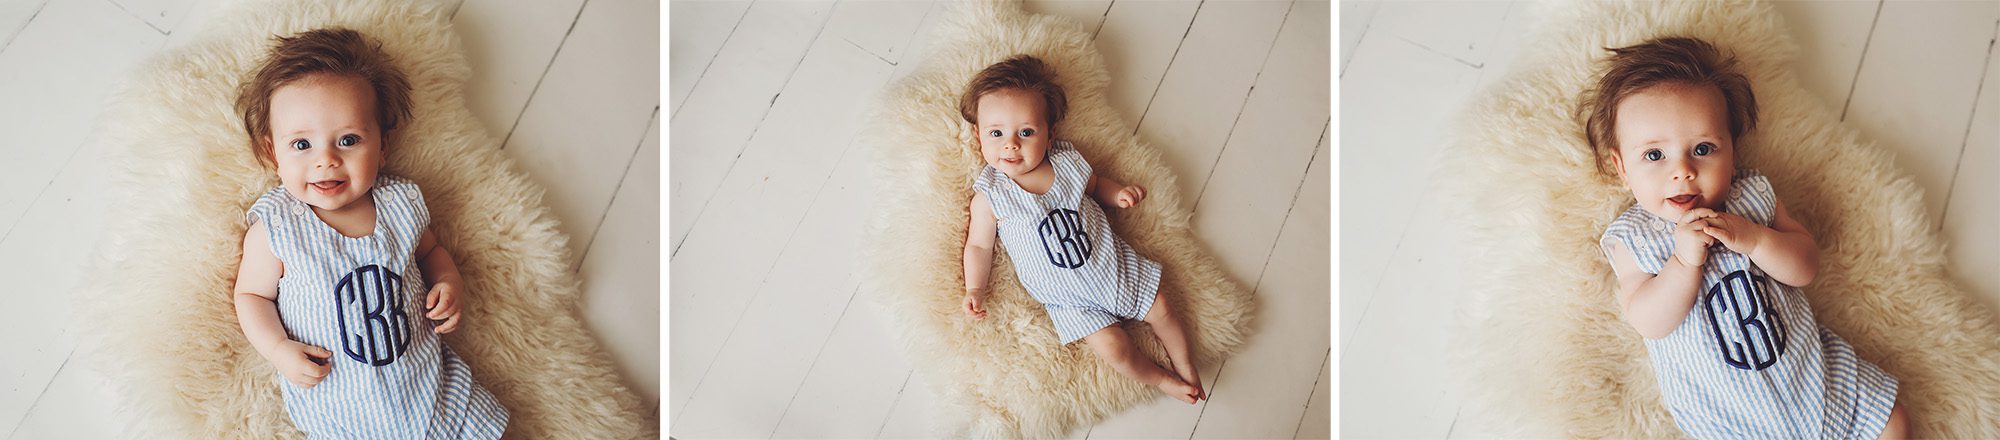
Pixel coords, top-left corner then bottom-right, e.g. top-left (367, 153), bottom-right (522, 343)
top-left (1681, 219), bottom-right (1705, 231)
top-left (1706, 226), bottom-right (1732, 241)
top-left (425, 287), bottom-right (440, 310)
top-left (435, 313), bottom-right (461, 334)
top-left (1679, 208), bottom-right (1713, 224)
top-left (429, 295), bottom-right (455, 319)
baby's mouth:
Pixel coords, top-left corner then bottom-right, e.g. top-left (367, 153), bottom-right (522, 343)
top-left (1666, 193), bottom-right (1698, 208)
top-left (1002, 157), bottom-right (1022, 165)
top-left (310, 180), bottom-right (347, 193)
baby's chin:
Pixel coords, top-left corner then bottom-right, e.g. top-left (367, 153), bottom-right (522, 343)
top-left (990, 159), bottom-right (1040, 175)
top-left (291, 182), bottom-right (374, 211)
top-left (1648, 197), bottom-right (1722, 220)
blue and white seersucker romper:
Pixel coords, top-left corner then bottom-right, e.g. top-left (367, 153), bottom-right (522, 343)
top-left (973, 140), bottom-right (1165, 345)
top-left (1599, 169), bottom-right (1897, 439)
top-left (247, 175), bottom-right (508, 439)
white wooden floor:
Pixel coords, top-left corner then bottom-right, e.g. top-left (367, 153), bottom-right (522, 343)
top-left (667, 0), bottom-right (1331, 438)
top-left (1340, 0), bottom-right (1999, 438)
top-left (0, 0), bottom-right (661, 438)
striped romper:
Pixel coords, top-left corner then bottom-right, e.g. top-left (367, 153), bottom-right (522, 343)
top-left (1599, 170), bottom-right (1897, 439)
top-left (973, 140), bottom-right (1164, 345)
top-left (247, 175), bottom-right (509, 439)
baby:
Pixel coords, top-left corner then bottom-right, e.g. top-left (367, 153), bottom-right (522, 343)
top-left (958, 55), bottom-right (1203, 404)
top-left (229, 28), bottom-right (508, 438)
top-left (1586, 37), bottom-right (1908, 439)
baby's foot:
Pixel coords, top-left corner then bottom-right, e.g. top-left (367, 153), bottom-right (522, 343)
top-left (1173, 362), bottom-right (1204, 401)
top-left (1155, 376), bottom-right (1200, 404)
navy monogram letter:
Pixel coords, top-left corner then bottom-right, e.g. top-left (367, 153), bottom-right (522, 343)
top-left (1037, 208), bottom-right (1092, 268)
top-left (1701, 270), bottom-right (1787, 370)
top-left (334, 264), bottom-right (412, 366)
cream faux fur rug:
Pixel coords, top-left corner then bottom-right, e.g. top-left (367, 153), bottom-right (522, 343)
top-left (69, 0), bottom-right (653, 437)
top-left (1444, 0), bottom-right (2000, 437)
top-left (857, 1), bottom-right (1254, 437)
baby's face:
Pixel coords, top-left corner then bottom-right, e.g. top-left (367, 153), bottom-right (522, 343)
top-left (975, 88), bottom-right (1052, 177)
top-left (1612, 81), bottom-right (1737, 220)
top-left (267, 73), bottom-right (384, 213)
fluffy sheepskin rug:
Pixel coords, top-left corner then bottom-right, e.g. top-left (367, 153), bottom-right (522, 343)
top-left (68, 0), bottom-right (654, 437)
top-left (857, 0), bottom-right (1255, 437)
top-left (1443, 0), bottom-right (2000, 437)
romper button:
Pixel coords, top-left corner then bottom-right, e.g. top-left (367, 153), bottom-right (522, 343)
top-left (292, 203), bottom-right (305, 216)
top-left (406, 189), bottom-right (417, 201)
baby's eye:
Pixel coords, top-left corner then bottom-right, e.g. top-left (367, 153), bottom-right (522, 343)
top-left (987, 129), bottom-right (1003, 138)
top-left (1643, 149), bottom-right (1663, 161)
top-left (338, 134), bottom-right (361, 147)
top-left (1018, 128), bottom-right (1036, 138)
top-left (289, 139), bottom-right (311, 151)
top-left (1693, 142), bottom-right (1715, 156)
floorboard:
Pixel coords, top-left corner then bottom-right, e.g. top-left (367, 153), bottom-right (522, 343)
top-left (1840, 1), bottom-right (1999, 227)
top-left (666, 7), bottom-right (909, 426)
top-left (1942, 33), bottom-right (2000, 309)
top-left (0, 0), bottom-right (163, 433)
top-left (667, 0), bottom-right (837, 256)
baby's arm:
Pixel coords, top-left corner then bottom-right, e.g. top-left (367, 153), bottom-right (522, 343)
top-left (1607, 212), bottom-right (1718, 339)
top-left (1085, 173), bottom-right (1146, 209)
top-left (234, 220), bottom-right (333, 388)
top-left (962, 192), bottom-right (998, 320)
top-left (415, 228), bottom-right (467, 334)
top-left (1700, 200), bottom-right (1818, 287)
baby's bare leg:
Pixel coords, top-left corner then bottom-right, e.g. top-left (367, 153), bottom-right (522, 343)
top-left (1875, 401), bottom-right (1909, 440)
top-left (1083, 324), bottom-right (1199, 404)
top-left (1142, 289), bottom-right (1201, 400)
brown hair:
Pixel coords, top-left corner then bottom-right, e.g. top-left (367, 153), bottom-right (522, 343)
top-left (235, 27), bottom-right (413, 168)
top-left (1580, 37), bottom-right (1757, 177)
top-left (959, 55), bottom-right (1068, 139)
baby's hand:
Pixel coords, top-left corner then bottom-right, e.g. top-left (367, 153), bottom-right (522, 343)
top-left (1698, 211), bottom-right (1764, 255)
top-left (273, 340), bottom-right (332, 388)
top-left (1114, 185), bottom-right (1146, 208)
top-left (963, 287), bottom-right (988, 320)
top-left (1672, 208), bottom-right (1719, 267)
top-left (425, 279), bottom-right (463, 334)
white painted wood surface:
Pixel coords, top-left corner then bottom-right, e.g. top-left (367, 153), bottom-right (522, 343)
top-left (1339, 0), bottom-right (1999, 438)
top-left (665, 0), bottom-right (1331, 438)
top-left (0, 0), bottom-right (661, 437)
top-left (14, 0), bottom-right (1986, 438)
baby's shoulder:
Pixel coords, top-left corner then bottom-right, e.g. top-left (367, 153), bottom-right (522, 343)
top-left (1602, 204), bottom-right (1658, 237)
top-left (373, 174), bottom-right (417, 192)
top-left (246, 184), bottom-right (296, 223)
top-left (1729, 168), bottom-right (1775, 193)
top-left (371, 174), bottom-right (428, 202)
top-left (970, 165), bottom-right (998, 192)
